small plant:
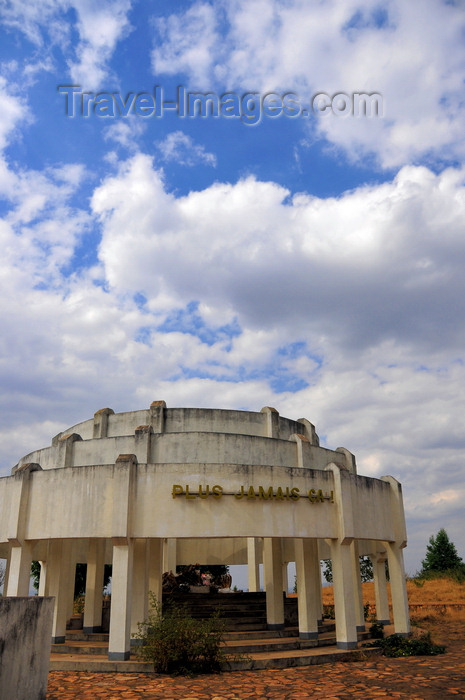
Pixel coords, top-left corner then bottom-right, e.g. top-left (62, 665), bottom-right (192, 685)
top-left (73, 596), bottom-right (85, 614)
top-left (369, 619), bottom-right (385, 639)
top-left (323, 604), bottom-right (335, 619)
top-left (363, 631), bottom-right (446, 657)
top-left (133, 593), bottom-right (226, 675)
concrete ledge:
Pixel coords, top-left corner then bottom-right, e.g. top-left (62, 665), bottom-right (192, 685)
top-left (336, 641), bottom-right (358, 650)
top-left (299, 631), bottom-right (318, 640)
top-left (51, 646), bottom-right (383, 673)
top-left (108, 651), bottom-right (131, 661)
top-left (51, 636), bottom-right (66, 644)
top-left (50, 657), bottom-right (153, 673)
top-left (83, 626), bottom-right (103, 634)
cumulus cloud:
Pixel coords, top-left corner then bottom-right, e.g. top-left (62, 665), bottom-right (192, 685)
top-left (89, 152), bottom-right (465, 574)
top-left (156, 131), bottom-right (217, 167)
top-left (0, 151), bottom-right (464, 571)
top-left (152, 2), bottom-right (219, 86)
top-left (0, 77), bottom-right (29, 151)
top-left (103, 117), bottom-right (146, 151)
top-left (0, 0), bottom-right (69, 47)
top-left (151, 0), bottom-right (465, 168)
top-left (0, 0), bottom-right (132, 89)
top-left (68, 0), bottom-right (133, 89)
top-left (92, 154), bottom-right (465, 356)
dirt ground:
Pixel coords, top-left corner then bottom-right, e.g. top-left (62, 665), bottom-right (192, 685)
top-left (46, 616), bottom-right (465, 699)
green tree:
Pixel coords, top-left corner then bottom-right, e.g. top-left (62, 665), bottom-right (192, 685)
top-left (31, 561), bottom-right (112, 596)
top-left (322, 555), bottom-right (389, 583)
top-left (322, 556), bottom-right (373, 584)
top-left (420, 528), bottom-right (464, 575)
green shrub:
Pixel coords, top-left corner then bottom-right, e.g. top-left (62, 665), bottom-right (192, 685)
top-left (323, 604), bottom-right (335, 619)
top-left (364, 631), bottom-right (446, 657)
top-left (369, 620), bottom-right (385, 639)
top-left (415, 566), bottom-right (465, 584)
top-left (133, 593), bottom-right (226, 675)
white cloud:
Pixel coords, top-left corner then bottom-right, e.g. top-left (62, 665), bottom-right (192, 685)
top-left (0, 150), bottom-right (464, 571)
top-left (103, 117), bottom-right (146, 151)
top-left (90, 152), bottom-right (465, 574)
top-left (156, 131), bottom-right (217, 167)
top-left (152, 3), bottom-right (219, 85)
top-left (92, 154), bottom-right (465, 356)
top-left (0, 0), bottom-right (69, 47)
top-left (151, 0), bottom-right (465, 168)
top-left (68, 0), bottom-right (133, 90)
top-left (0, 77), bottom-right (29, 151)
top-left (0, 0), bottom-right (132, 90)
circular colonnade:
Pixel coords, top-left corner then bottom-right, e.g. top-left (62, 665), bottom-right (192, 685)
top-left (0, 402), bottom-right (410, 659)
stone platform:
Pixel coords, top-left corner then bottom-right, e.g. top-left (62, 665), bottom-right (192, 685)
top-left (51, 593), bottom-right (379, 672)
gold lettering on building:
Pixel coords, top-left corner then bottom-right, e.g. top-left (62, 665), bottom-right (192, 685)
top-left (172, 484), bottom-right (334, 503)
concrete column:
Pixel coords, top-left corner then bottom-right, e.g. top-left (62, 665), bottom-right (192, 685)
top-left (289, 433), bottom-right (309, 468)
top-left (247, 537), bottom-right (260, 592)
top-left (282, 561), bottom-right (289, 593)
top-left (93, 408), bottom-right (114, 438)
top-left (4, 551), bottom-right (11, 595)
top-left (149, 400), bottom-right (166, 433)
top-left (131, 539), bottom-right (149, 642)
top-left (83, 539), bottom-right (105, 633)
top-left (163, 538), bottom-right (177, 574)
top-left (38, 560), bottom-right (49, 596)
top-left (6, 463), bottom-right (41, 597)
top-left (350, 541), bottom-right (365, 632)
top-left (134, 425), bottom-right (153, 464)
top-left (316, 566), bottom-right (323, 624)
top-left (260, 406), bottom-right (279, 438)
top-left (296, 418), bottom-right (320, 445)
top-left (108, 539), bottom-right (134, 660)
top-left (56, 433), bottom-right (82, 467)
top-left (148, 538), bottom-right (163, 604)
top-left (386, 541), bottom-right (410, 635)
top-left (6, 542), bottom-right (32, 596)
top-left (294, 538), bottom-right (320, 639)
top-left (330, 539), bottom-right (358, 649)
top-left (379, 476), bottom-right (410, 634)
top-left (371, 551), bottom-right (390, 624)
top-left (66, 555), bottom-right (78, 621)
top-left (335, 447), bottom-right (357, 474)
top-left (263, 537), bottom-right (284, 630)
top-left (48, 540), bottom-right (74, 644)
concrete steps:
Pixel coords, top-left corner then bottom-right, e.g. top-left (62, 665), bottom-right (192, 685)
top-left (49, 594), bottom-right (379, 672)
top-left (50, 626), bottom-right (375, 672)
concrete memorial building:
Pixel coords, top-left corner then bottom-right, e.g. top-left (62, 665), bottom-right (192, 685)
top-left (0, 403), bottom-right (410, 660)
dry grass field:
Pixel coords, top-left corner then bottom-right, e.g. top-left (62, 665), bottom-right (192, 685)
top-left (322, 575), bottom-right (465, 639)
top-left (322, 574), bottom-right (465, 606)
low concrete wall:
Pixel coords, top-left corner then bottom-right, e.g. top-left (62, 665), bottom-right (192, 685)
top-left (0, 596), bottom-right (54, 700)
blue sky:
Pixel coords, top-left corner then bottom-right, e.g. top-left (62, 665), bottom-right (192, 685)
top-left (1, 0), bottom-right (465, 576)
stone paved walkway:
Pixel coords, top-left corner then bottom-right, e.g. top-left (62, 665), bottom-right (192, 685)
top-left (47, 620), bottom-right (465, 699)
